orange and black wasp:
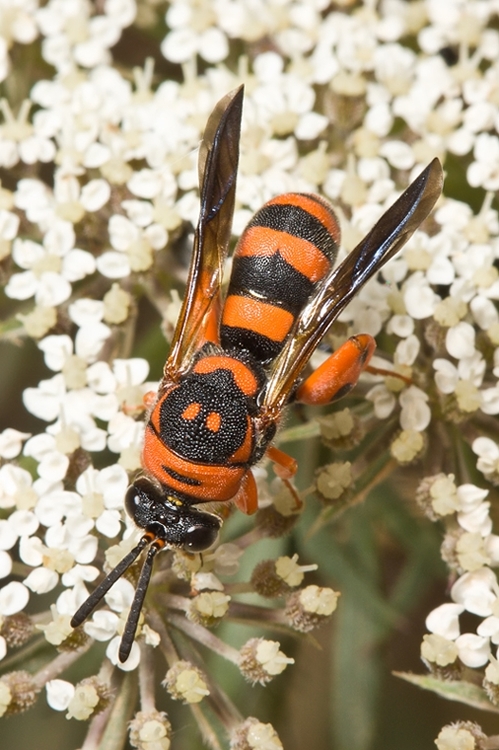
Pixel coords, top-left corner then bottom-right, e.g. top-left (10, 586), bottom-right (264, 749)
top-left (71, 86), bottom-right (443, 662)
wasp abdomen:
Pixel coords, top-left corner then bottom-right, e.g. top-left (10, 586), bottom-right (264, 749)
top-left (220, 193), bottom-right (340, 363)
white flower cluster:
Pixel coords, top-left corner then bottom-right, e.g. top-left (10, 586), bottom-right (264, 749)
top-left (354, 5), bottom-right (499, 443)
top-left (421, 472), bottom-right (499, 670)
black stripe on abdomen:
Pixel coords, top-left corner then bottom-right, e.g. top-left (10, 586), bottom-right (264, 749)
top-left (247, 202), bottom-right (338, 263)
top-left (227, 253), bottom-right (315, 315)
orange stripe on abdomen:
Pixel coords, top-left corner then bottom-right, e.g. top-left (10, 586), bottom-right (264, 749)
top-left (236, 226), bottom-right (330, 283)
top-left (221, 295), bottom-right (294, 343)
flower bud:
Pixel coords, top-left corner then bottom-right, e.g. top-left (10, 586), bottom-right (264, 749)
top-left (129, 710), bottom-right (172, 750)
top-left (238, 638), bottom-right (294, 685)
top-left (163, 661), bottom-right (209, 704)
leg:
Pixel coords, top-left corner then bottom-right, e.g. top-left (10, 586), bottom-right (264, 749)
top-left (265, 446), bottom-right (303, 511)
top-left (143, 391), bottom-right (156, 409)
top-left (365, 364), bottom-right (412, 384)
top-left (265, 445), bottom-right (297, 479)
top-left (233, 469), bottom-right (259, 514)
top-left (295, 334), bottom-right (376, 406)
top-left (121, 390), bottom-right (155, 416)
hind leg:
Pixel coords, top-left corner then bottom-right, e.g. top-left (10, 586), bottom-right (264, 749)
top-left (295, 334), bottom-right (376, 406)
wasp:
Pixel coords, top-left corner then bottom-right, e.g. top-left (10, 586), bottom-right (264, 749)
top-left (71, 86), bottom-right (443, 662)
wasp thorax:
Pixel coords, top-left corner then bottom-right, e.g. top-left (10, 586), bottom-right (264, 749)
top-left (159, 368), bottom-right (250, 464)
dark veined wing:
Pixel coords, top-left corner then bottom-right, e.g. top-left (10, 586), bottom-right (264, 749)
top-left (262, 157), bottom-right (444, 412)
top-left (167, 85), bottom-right (244, 374)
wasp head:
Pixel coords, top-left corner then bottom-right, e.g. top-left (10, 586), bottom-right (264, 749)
top-left (125, 476), bottom-right (221, 552)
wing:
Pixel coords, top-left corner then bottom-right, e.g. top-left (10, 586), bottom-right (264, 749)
top-left (262, 157), bottom-right (444, 412)
top-left (166, 85), bottom-right (244, 374)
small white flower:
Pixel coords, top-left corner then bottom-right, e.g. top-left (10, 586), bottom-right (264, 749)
top-left (477, 617), bottom-right (499, 645)
top-left (0, 520), bottom-right (18, 551)
top-left (107, 412), bottom-right (144, 453)
top-left (0, 99), bottom-right (55, 168)
top-left (0, 551), bottom-right (12, 579)
top-left (468, 133), bottom-right (499, 191)
top-left (255, 640), bottom-right (294, 677)
top-left (37, 0), bottom-right (133, 72)
top-left (399, 386), bottom-right (431, 432)
top-left (8, 509), bottom-right (39, 538)
top-left (83, 610), bottom-right (120, 642)
top-left (6, 223), bottom-right (96, 306)
top-left (97, 212), bottom-right (166, 278)
top-left (106, 635), bottom-right (141, 670)
top-left (365, 383), bottom-right (396, 419)
top-left (161, 3), bottom-right (229, 64)
top-left (294, 112), bottom-right (328, 140)
top-left (0, 581), bottom-right (30, 615)
top-left (0, 465), bottom-right (38, 510)
top-left (387, 315), bottom-right (414, 338)
top-left (126, 169), bottom-right (164, 199)
top-left (24, 567), bottom-right (59, 594)
top-left (433, 359), bottom-right (458, 394)
top-left (24, 434), bottom-right (70, 482)
top-left (0, 428), bottom-right (31, 459)
top-left (46, 680), bottom-right (75, 711)
top-left (473, 437), bottom-right (499, 482)
top-left (379, 140), bottom-right (415, 170)
top-left (403, 273), bottom-right (440, 319)
top-left (426, 603), bottom-right (464, 640)
top-left (455, 633), bottom-right (490, 668)
top-left (395, 334), bottom-right (419, 366)
top-left (104, 576), bottom-right (135, 615)
top-left (457, 502), bottom-right (492, 536)
top-left (446, 322), bottom-right (476, 360)
top-left (451, 568), bottom-right (499, 617)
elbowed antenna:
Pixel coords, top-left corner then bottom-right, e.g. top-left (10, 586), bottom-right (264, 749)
top-left (71, 535), bottom-right (151, 629)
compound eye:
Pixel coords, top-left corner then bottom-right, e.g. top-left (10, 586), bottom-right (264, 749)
top-left (124, 478), bottom-right (164, 524)
top-left (124, 485), bottom-right (140, 519)
top-left (183, 523), bottom-right (219, 552)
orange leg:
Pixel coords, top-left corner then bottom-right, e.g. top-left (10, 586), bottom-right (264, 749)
top-left (121, 390), bottom-right (155, 416)
top-left (265, 445), bottom-right (297, 479)
top-left (295, 334), bottom-right (376, 406)
top-left (265, 446), bottom-right (303, 511)
top-left (232, 470), bottom-right (259, 515)
top-left (143, 391), bottom-right (157, 409)
top-left (365, 364), bottom-right (412, 385)
top-left (282, 478), bottom-right (303, 512)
